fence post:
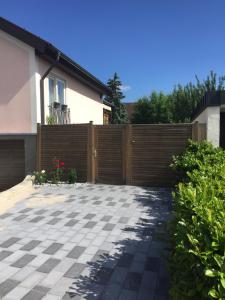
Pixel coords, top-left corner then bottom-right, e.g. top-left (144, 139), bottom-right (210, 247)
top-left (192, 121), bottom-right (199, 141)
top-left (36, 123), bottom-right (41, 171)
top-left (124, 124), bottom-right (132, 185)
top-left (87, 121), bottom-right (96, 183)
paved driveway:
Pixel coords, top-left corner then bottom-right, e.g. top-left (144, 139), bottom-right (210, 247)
top-left (0, 184), bottom-right (171, 300)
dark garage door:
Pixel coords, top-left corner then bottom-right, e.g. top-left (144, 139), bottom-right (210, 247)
top-left (0, 140), bottom-right (25, 192)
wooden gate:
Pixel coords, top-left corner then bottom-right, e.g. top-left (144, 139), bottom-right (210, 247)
top-left (0, 140), bottom-right (25, 191)
top-left (95, 125), bottom-right (125, 184)
top-left (128, 124), bottom-right (192, 186)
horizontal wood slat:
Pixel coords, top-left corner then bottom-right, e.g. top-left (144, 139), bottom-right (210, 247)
top-left (95, 125), bottom-right (124, 185)
top-left (40, 125), bottom-right (89, 182)
top-left (0, 140), bottom-right (25, 191)
top-left (38, 123), bottom-right (193, 187)
top-left (129, 124), bottom-right (192, 186)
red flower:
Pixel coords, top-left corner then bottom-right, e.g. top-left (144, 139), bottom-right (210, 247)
top-left (60, 162), bottom-right (65, 167)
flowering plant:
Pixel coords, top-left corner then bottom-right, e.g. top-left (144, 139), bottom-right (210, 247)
top-left (33, 170), bottom-right (47, 185)
top-left (50, 159), bottom-right (65, 184)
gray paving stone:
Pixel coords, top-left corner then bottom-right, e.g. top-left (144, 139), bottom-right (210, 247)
top-left (84, 221), bottom-right (97, 228)
top-left (67, 212), bottom-right (79, 218)
top-left (19, 208), bottom-right (32, 213)
top-left (47, 218), bottom-right (62, 225)
top-left (79, 200), bottom-right (88, 204)
top-left (103, 223), bottom-right (115, 231)
top-left (51, 211), bottom-right (63, 216)
top-left (12, 254), bottom-right (36, 268)
top-left (34, 209), bottom-right (47, 215)
top-left (101, 283), bottom-right (122, 300)
top-left (21, 286), bottom-right (49, 300)
top-left (107, 202), bottom-right (116, 206)
top-left (140, 271), bottom-right (157, 291)
top-left (122, 203), bottom-right (130, 208)
top-left (93, 267), bottom-right (113, 285)
top-left (0, 250), bottom-right (13, 261)
top-left (13, 214), bottom-right (28, 221)
top-left (0, 279), bottom-right (19, 298)
top-left (21, 240), bottom-right (41, 251)
top-left (0, 213), bottom-right (12, 219)
top-left (64, 262), bottom-right (86, 278)
top-left (118, 217), bottom-right (129, 224)
top-left (92, 250), bottom-right (109, 262)
top-left (93, 201), bottom-right (102, 205)
top-left (117, 253), bottom-right (134, 268)
top-left (37, 258), bottom-right (61, 273)
top-left (84, 214), bottom-right (95, 219)
top-left (67, 246), bottom-right (86, 259)
top-left (145, 257), bottom-right (161, 272)
top-left (63, 292), bottom-right (81, 299)
top-left (119, 198), bottom-right (126, 202)
top-left (101, 216), bottom-right (112, 222)
top-left (0, 237), bottom-right (20, 248)
top-left (29, 216), bottom-right (44, 223)
top-left (119, 289), bottom-right (138, 300)
top-left (43, 243), bottom-right (63, 254)
top-left (110, 267), bottom-right (128, 285)
top-left (124, 272), bottom-right (143, 291)
top-left (65, 219), bottom-right (78, 227)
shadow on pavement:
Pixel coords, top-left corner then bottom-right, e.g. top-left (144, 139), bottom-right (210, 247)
top-left (64, 188), bottom-right (172, 300)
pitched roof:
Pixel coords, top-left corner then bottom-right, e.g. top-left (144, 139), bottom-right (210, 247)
top-left (0, 17), bottom-right (111, 96)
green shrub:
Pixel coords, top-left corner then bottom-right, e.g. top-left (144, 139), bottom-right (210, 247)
top-left (171, 140), bottom-right (225, 182)
top-left (67, 168), bottom-right (77, 184)
top-left (33, 170), bottom-right (47, 185)
top-left (170, 140), bottom-right (225, 299)
top-left (46, 115), bottom-right (56, 125)
top-left (49, 159), bottom-right (65, 184)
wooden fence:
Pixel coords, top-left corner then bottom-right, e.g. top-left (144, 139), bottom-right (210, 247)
top-left (37, 122), bottom-right (205, 186)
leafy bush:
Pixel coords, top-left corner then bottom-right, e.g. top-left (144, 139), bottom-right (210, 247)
top-left (33, 159), bottom-right (78, 185)
top-left (33, 170), bottom-right (47, 185)
top-left (68, 168), bottom-right (77, 184)
top-left (171, 140), bottom-right (225, 181)
top-left (46, 115), bottom-right (56, 125)
top-left (170, 140), bottom-right (225, 299)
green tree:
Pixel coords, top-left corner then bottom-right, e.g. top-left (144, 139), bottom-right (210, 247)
top-left (131, 97), bottom-right (151, 123)
top-left (132, 92), bottom-right (172, 124)
top-left (132, 71), bottom-right (225, 124)
top-left (171, 71), bottom-right (225, 122)
top-left (105, 73), bottom-right (128, 124)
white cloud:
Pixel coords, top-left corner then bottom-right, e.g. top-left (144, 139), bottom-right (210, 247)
top-left (120, 85), bottom-right (131, 92)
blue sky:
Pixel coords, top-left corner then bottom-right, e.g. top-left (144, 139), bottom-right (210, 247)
top-left (1, 0), bottom-right (225, 102)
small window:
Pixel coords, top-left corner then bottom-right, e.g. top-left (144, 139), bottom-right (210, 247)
top-left (48, 75), bottom-right (66, 105)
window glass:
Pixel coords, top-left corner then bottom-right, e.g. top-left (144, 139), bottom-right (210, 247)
top-left (57, 79), bottom-right (65, 104)
top-left (48, 77), bottom-right (55, 103)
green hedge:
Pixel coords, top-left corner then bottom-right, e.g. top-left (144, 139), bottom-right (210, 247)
top-left (170, 140), bottom-right (225, 300)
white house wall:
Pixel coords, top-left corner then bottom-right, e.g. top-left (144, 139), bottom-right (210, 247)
top-left (194, 106), bottom-right (220, 146)
top-left (37, 58), bottom-right (105, 125)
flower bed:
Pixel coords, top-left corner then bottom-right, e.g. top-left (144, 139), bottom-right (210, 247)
top-left (33, 159), bottom-right (77, 185)
top-left (170, 140), bottom-right (225, 299)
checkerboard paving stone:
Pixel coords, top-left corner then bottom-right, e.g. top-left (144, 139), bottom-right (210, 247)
top-left (0, 184), bottom-right (171, 299)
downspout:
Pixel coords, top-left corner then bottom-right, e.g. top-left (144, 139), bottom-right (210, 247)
top-left (40, 51), bottom-right (61, 124)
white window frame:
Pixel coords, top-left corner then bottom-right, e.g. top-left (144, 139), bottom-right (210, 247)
top-left (48, 74), bottom-right (66, 105)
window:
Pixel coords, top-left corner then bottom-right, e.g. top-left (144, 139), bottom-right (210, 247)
top-left (48, 75), bottom-right (66, 105)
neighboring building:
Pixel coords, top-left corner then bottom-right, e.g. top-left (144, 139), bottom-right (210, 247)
top-left (0, 17), bottom-right (111, 190)
top-left (0, 17), bottom-right (112, 133)
top-left (124, 102), bottom-right (136, 123)
top-left (191, 91), bottom-right (225, 147)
